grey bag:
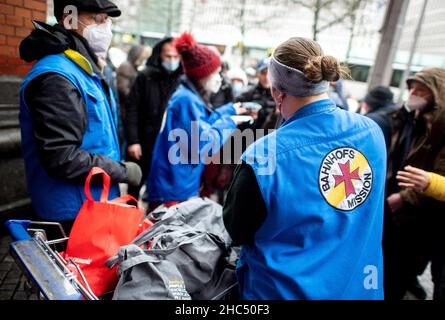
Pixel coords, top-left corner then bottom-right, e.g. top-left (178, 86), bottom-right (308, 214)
top-left (145, 197), bottom-right (232, 245)
top-left (148, 230), bottom-right (228, 299)
top-left (112, 244), bottom-right (191, 300)
top-left (110, 198), bottom-right (237, 300)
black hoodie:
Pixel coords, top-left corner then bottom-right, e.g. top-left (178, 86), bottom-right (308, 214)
top-left (20, 21), bottom-right (128, 184)
top-left (125, 37), bottom-right (182, 156)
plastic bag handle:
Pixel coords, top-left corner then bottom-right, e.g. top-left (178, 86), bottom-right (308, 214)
top-left (84, 167), bottom-right (110, 203)
top-left (110, 194), bottom-right (139, 205)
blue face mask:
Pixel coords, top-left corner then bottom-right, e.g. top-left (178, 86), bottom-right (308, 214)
top-left (232, 83), bottom-right (244, 95)
top-left (162, 59), bottom-right (180, 72)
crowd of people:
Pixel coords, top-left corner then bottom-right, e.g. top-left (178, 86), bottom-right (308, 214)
top-left (16, 0), bottom-right (445, 300)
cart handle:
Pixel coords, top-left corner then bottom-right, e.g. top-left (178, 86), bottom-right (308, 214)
top-left (5, 220), bottom-right (32, 241)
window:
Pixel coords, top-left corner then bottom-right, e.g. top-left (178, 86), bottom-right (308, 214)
top-left (390, 69), bottom-right (404, 88)
top-left (348, 64), bottom-right (371, 83)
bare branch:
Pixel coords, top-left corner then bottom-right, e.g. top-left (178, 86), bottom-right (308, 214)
top-left (287, 0), bottom-right (314, 9)
top-left (296, 0), bottom-right (367, 38)
top-left (318, 12), bottom-right (351, 32)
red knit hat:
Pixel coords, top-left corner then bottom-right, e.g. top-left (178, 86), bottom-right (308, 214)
top-left (174, 33), bottom-right (221, 81)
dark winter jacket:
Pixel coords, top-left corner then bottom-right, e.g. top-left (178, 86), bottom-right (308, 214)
top-left (19, 21), bottom-right (127, 184)
top-left (387, 68), bottom-right (445, 218)
top-left (236, 83), bottom-right (276, 129)
top-left (125, 38), bottom-right (182, 152)
top-left (366, 103), bottom-right (398, 148)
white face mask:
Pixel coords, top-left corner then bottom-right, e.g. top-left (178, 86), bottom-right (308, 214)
top-left (405, 94), bottom-right (429, 112)
top-left (82, 19), bottom-right (113, 59)
top-left (204, 73), bottom-right (222, 94)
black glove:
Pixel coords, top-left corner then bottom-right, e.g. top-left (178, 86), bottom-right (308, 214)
top-left (123, 162), bottom-right (142, 186)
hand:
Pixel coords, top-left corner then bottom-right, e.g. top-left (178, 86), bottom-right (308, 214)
top-left (387, 193), bottom-right (403, 213)
top-left (247, 107), bottom-right (259, 120)
top-left (397, 165), bottom-right (431, 191)
top-left (240, 102), bottom-right (261, 119)
top-left (242, 102), bottom-right (261, 119)
top-left (233, 102), bottom-right (248, 115)
top-left (127, 144), bottom-right (142, 161)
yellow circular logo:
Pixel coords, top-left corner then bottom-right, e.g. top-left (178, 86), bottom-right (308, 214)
top-left (319, 147), bottom-right (373, 211)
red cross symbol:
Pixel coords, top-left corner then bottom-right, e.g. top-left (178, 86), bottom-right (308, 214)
top-left (333, 161), bottom-right (361, 197)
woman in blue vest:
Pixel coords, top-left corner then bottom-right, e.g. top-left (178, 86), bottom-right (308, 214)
top-left (147, 33), bottom-right (246, 209)
top-left (223, 37), bottom-right (387, 300)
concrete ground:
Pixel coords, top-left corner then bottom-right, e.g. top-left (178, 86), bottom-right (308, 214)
top-left (0, 235), bottom-right (38, 300)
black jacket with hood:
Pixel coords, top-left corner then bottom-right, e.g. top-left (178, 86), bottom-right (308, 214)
top-left (366, 102), bottom-right (398, 148)
top-left (124, 37), bottom-right (182, 153)
top-left (20, 21), bottom-right (128, 184)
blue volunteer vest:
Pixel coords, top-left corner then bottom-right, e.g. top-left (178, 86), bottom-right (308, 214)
top-left (19, 53), bottom-right (121, 221)
top-left (239, 99), bottom-right (386, 300)
top-left (148, 84), bottom-right (236, 202)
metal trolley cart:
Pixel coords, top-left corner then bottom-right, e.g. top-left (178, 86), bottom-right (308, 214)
top-left (5, 219), bottom-right (239, 301)
top-left (5, 220), bottom-right (98, 300)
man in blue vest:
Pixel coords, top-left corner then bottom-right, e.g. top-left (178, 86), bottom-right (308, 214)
top-left (19, 0), bottom-right (142, 233)
top-left (224, 37), bottom-right (386, 300)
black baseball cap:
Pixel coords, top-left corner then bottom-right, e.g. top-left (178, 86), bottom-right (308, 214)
top-left (54, 0), bottom-right (121, 21)
top-left (364, 86), bottom-right (394, 111)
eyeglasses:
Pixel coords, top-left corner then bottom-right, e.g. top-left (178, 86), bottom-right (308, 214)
top-left (86, 13), bottom-right (110, 24)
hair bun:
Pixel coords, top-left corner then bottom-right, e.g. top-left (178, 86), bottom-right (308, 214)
top-left (320, 56), bottom-right (340, 82)
top-left (303, 56), bottom-right (324, 83)
top-left (304, 55), bottom-right (341, 83)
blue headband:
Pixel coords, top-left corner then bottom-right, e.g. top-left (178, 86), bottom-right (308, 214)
top-left (268, 55), bottom-right (329, 97)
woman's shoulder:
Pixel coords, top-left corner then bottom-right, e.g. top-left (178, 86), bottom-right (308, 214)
top-left (170, 85), bottom-right (202, 104)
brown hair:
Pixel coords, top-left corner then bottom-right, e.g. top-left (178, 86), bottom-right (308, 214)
top-left (274, 37), bottom-right (350, 83)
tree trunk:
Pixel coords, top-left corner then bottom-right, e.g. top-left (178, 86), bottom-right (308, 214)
top-left (167, 0), bottom-right (173, 34)
top-left (313, 0), bottom-right (322, 41)
top-left (345, 15), bottom-right (357, 63)
top-left (240, 0), bottom-right (247, 67)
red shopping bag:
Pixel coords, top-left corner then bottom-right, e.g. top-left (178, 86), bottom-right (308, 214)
top-left (65, 167), bottom-right (144, 297)
top-left (137, 217), bottom-right (154, 236)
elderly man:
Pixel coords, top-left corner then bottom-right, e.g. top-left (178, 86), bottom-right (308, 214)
top-left (384, 68), bottom-right (445, 300)
top-left (19, 0), bottom-right (141, 232)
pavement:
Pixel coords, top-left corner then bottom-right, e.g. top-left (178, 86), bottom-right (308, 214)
top-left (0, 232), bottom-right (435, 301)
top-left (0, 235), bottom-right (38, 300)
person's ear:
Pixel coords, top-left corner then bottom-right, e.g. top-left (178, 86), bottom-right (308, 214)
top-left (271, 87), bottom-right (286, 115)
top-left (272, 87), bottom-right (285, 103)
